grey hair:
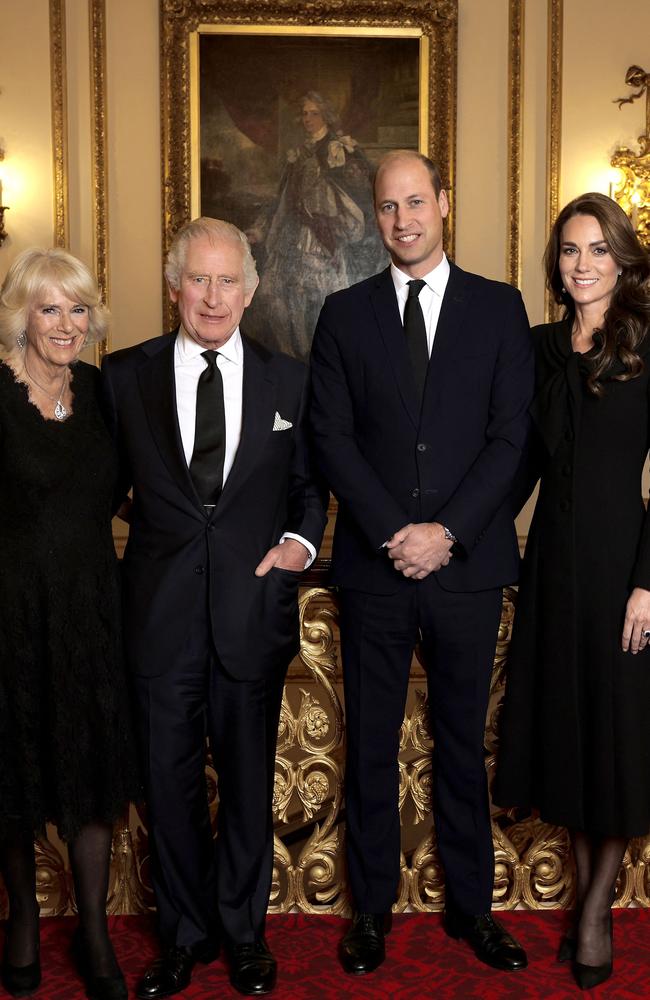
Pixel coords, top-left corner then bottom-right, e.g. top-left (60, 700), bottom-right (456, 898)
top-left (300, 91), bottom-right (340, 129)
top-left (165, 217), bottom-right (258, 293)
top-left (0, 247), bottom-right (109, 356)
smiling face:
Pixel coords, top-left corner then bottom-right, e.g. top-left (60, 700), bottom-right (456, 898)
top-left (169, 235), bottom-right (257, 349)
top-left (374, 155), bottom-right (449, 278)
top-left (25, 286), bottom-right (89, 369)
top-left (558, 213), bottom-right (620, 314)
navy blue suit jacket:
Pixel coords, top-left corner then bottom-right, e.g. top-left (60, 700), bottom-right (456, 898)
top-left (310, 262), bottom-right (534, 594)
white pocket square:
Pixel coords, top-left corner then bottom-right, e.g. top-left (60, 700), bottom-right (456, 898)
top-left (273, 411), bottom-right (293, 431)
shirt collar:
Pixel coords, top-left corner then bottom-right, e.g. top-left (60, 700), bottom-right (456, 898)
top-left (390, 253), bottom-right (450, 298)
top-left (175, 325), bottom-right (243, 366)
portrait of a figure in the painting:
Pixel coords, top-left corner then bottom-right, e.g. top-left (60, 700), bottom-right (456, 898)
top-left (198, 33), bottom-right (420, 361)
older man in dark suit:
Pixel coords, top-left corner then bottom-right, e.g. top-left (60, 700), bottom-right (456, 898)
top-left (102, 218), bottom-right (326, 998)
top-left (310, 151), bottom-right (534, 976)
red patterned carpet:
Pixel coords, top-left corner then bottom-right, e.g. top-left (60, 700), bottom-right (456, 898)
top-left (3, 910), bottom-right (650, 999)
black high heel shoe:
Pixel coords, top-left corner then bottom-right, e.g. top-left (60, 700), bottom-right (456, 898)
top-left (1, 914), bottom-right (41, 998)
top-left (71, 928), bottom-right (127, 1000)
top-left (572, 913), bottom-right (613, 991)
top-left (0, 948), bottom-right (41, 998)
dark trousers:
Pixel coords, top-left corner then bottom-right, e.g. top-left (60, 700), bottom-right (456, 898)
top-left (339, 577), bottom-right (502, 916)
top-left (134, 604), bottom-right (285, 949)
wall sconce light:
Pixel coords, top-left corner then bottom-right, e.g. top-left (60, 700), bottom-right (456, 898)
top-left (0, 146), bottom-right (8, 248)
top-left (610, 66), bottom-right (650, 247)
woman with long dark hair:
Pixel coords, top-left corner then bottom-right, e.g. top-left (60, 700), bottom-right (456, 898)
top-left (495, 192), bottom-right (650, 990)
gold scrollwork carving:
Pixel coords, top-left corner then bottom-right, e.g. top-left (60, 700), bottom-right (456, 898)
top-left (35, 836), bottom-right (70, 917)
top-left (611, 66), bottom-right (650, 247)
top-left (28, 578), bottom-right (650, 916)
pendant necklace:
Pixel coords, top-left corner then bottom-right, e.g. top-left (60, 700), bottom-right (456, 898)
top-left (22, 361), bottom-right (69, 421)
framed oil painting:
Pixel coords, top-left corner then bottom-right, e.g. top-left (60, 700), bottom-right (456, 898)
top-left (161, 0), bottom-right (458, 358)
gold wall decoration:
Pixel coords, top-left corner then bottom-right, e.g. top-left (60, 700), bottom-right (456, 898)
top-left (506, 0), bottom-right (524, 288)
top-left (545, 0), bottom-right (562, 322)
top-left (89, 0), bottom-right (110, 360)
top-left (49, 0), bottom-right (69, 249)
top-left (159, 0), bottom-right (458, 334)
top-left (611, 66), bottom-right (650, 247)
top-left (7, 584), bottom-right (650, 920)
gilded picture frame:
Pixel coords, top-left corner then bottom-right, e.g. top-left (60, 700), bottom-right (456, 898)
top-left (160, 0), bottom-right (458, 341)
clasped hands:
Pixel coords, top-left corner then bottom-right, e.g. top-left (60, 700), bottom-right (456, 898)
top-left (387, 522), bottom-right (453, 580)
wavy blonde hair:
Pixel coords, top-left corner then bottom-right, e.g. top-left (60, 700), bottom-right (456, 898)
top-left (0, 247), bottom-right (109, 357)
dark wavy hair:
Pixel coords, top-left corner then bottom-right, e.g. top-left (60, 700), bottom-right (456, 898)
top-left (544, 191), bottom-right (650, 396)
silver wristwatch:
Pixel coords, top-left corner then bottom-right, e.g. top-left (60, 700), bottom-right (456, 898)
top-left (442, 525), bottom-right (457, 544)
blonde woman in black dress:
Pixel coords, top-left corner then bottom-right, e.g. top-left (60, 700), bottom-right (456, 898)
top-left (0, 249), bottom-right (138, 1000)
top-left (495, 194), bottom-right (650, 990)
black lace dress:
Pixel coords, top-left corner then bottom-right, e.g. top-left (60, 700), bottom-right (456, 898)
top-left (0, 360), bottom-right (139, 840)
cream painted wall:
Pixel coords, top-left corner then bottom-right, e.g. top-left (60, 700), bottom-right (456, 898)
top-left (105, 0), bottom-right (162, 350)
top-left (0, 2), bottom-right (54, 280)
top-left (455, 0), bottom-right (509, 280)
top-left (562, 0), bottom-right (650, 205)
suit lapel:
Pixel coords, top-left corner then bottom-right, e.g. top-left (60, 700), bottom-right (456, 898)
top-left (369, 268), bottom-right (420, 428)
top-left (136, 334), bottom-right (202, 510)
top-left (217, 337), bottom-right (276, 512)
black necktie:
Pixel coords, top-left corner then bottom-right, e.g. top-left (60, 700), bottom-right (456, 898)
top-left (404, 279), bottom-right (429, 403)
top-left (189, 350), bottom-right (226, 505)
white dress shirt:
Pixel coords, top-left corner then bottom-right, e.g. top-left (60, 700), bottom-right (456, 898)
top-left (391, 253), bottom-right (451, 356)
top-left (174, 326), bottom-right (315, 567)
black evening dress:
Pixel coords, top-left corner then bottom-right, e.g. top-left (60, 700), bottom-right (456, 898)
top-left (0, 360), bottom-right (139, 841)
top-left (494, 321), bottom-right (650, 838)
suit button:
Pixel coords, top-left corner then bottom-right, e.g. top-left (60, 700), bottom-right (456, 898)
top-left (411, 488), bottom-right (420, 498)
top-left (207, 524), bottom-right (215, 532)
top-left (564, 429), bottom-right (574, 442)
top-left (561, 464), bottom-right (571, 476)
top-left (417, 443), bottom-right (428, 452)
top-left (194, 566), bottom-right (205, 575)
top-left (559, 499), bottom-right (570, 512)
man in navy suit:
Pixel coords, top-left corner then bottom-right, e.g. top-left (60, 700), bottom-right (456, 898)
top-left (310, 151), bottom-right (533, 975)
top-left (102, 218), bottom-right (326, 998)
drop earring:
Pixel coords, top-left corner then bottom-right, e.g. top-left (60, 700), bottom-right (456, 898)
top-left (16, 331), bottom-right (26, 350)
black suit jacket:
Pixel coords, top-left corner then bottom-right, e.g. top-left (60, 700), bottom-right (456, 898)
top-left (102, 331), bottom-right (327, 680)
top-left (310, 262), bottom-right (534, 594)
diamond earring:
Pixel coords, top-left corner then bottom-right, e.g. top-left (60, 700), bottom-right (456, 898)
top-left (16, 331), bottom-right (26, 350)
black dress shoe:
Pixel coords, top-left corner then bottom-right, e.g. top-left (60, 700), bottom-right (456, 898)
top-left (71, 930), bottom-right (127, 1000)
top-left (135, 945), bottom-right (198, 1000)
top-left (444, 908), bottom-right (527, 972)
top-left (227, 938), bottom-right (277, 996)
top-left (339, 912), bottom-right (392, 975)
top-left (1, 950), bottom-right (41, 998)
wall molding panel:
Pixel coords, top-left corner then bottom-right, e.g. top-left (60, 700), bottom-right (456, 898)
top-left (50, 0), bottom-right (69, 248)
top-left (506, 0), bottom-right (524, 287)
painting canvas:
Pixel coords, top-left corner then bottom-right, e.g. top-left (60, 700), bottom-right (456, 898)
top-left (196, 32), bottom-right (422, 361)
